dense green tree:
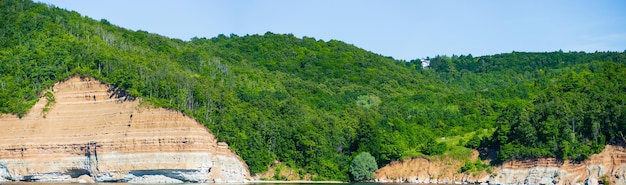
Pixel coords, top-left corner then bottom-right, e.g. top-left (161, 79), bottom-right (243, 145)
top-left (465, 134), bottom-right (482, 149)
top-left (349, 152), bottom-right (377, 182)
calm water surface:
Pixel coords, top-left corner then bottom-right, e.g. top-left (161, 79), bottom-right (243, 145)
top-left (0, 182), bottom-right (453, 185)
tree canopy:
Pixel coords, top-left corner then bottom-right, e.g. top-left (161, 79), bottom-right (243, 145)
top-left (349, 152), bottom-right (377, 181)
top-left (1, 0), bottom-right (626, 180)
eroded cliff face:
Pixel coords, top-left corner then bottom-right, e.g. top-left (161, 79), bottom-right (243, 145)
top-left (0, 76), bottom-right (250, 183)
top-left (375, 146), bottom-right (626, 185)
top-left (493, 145), bottom-right (626, 185)
top-left (375, 151), bottom-right (489, 184)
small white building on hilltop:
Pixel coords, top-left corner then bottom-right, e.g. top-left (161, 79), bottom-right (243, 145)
top-left (421, 59), bottom-right (430, 69)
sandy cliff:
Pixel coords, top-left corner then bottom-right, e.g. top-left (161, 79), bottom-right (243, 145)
top-left (493, 145), bottom-right (626, 185)
top-left (375, 146), bottom-right (626, 185)
top-left (375, 150), bottom-right (489, 184)
top-left (0, 76), bottom-right (250, 183)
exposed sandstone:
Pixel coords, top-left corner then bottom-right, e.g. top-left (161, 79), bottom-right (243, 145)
top-left (0, 76), bottom-right (250, 183)
top-left (375, 150), bottom-right (489, 184)
top-left (375, 145), bottom-right (626, 185)
top-left (492, 145), bottom-right (626, 185)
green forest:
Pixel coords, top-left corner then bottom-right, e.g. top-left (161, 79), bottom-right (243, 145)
top-left (1, 0), bottom-right (625, 181)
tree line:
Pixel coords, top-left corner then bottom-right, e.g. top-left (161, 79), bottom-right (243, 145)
top-left (1, 0), bottom-right (625, 181)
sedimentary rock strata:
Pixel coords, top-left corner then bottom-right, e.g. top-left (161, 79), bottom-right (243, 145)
top-left (0, 76), bottom-right (250, 183)
top-left (375, 145), bottom-right (626, 185)
top-left (375, 150), bottom-right (489, 184)
top-left (492, 145), bottom-right (626, 185)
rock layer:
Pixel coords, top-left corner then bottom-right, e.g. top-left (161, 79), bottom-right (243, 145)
top-left (375, 150), bottom-right (489, 184)
top-left (0, 76), bottom-right (250, 183)
top-left (493, 145), bottom-right (626, 185)
top-left (375, 145), bottom-right (626, 185)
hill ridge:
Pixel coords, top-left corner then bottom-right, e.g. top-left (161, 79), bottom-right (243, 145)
top-left (1, 0), bottom-right (626, 182)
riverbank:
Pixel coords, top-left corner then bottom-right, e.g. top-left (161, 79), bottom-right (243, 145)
top-left (248, 180), bottom-right (345, 184)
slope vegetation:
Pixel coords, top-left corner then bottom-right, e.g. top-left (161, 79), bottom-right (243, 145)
top-left (1, 0), bottom-right (625, 181)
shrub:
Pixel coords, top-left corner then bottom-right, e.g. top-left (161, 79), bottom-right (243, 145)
top-left (349, 152), bottom-right (378, 181)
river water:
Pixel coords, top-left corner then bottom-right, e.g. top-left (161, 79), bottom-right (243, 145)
top-left (0, 182), bottom-right (452, 185)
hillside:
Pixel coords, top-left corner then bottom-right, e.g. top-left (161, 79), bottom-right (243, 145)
top-left (1, 0), bottom-right (625, 181)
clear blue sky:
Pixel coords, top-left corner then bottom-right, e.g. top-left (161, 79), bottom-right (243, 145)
top-left (37, 0), bottom-right (626, 60)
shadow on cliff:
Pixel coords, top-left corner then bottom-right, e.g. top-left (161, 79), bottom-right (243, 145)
top-left (107, 86), bottom-right (136, 102)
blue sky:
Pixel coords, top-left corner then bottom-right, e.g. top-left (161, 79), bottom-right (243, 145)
top-left (38, 0), bottom-right (626, 60)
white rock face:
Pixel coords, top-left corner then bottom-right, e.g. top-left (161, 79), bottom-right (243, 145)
top-left (128, 175), bottom-right (184, 184)
top-left (585, 176), bottom-right (599, 185)
top-left (23, 173), bottom-right (72, 182)
top-left (0, 163), bottom-right (10, 182)
top-left (492, 167), bottom-right (565, 185)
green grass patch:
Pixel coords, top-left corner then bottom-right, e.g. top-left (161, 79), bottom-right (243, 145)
top-left (438, 128), bottom-right (494, 147)
top-left (42, 91), bottom-right (56, 118)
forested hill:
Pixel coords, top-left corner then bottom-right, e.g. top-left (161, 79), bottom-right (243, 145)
top-left (1, 0), bottom-right (626, 181)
